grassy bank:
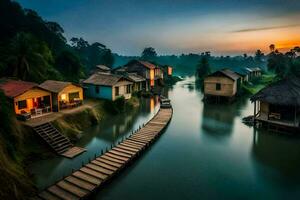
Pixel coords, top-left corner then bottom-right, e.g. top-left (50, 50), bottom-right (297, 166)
top-left (242, 74), bottom-right (276, 95)
top-left (52, 97), bottom-right (140, 142)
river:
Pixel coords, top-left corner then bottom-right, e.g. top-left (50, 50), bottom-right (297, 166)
top-left (32, 77), bottom-right (300, 199)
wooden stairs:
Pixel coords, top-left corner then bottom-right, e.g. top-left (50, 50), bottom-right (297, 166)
top-left (33, 123), bottom-right (86, 158)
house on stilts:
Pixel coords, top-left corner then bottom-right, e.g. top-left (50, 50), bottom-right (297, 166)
top-left (251, 76), bottom-right (300, 132)
top-left (204, 69), bottom-right (241, 102)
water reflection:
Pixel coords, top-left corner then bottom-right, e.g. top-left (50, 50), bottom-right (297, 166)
top-left (201, 96), bottom-right (248, 139)
top-left (30, 97), bottom-right (160, 189)
top-left (252, 128), bottom-right (300, 183)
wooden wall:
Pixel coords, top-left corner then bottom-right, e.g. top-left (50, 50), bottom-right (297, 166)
top-left (14, 88), bottom-right (52, 114)
top-left (57, 84), bottom-right (83, 103)
top-left (204, 76), bottom-right (237, 97)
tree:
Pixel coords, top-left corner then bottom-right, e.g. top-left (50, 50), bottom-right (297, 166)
top-left (6, 32), bottom-right (57, 82)
top-left (254, 49), bottom-right (264, 62)
top-left (55, 50), bottom-right (84, 81)
top-left (141, 47), bottom-right (157, 61)
top-left (196, 56), bottom-right (211, 79)
top-left (269, 44), bottom-right (275, 52)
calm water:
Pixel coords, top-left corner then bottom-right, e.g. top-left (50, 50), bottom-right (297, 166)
top-left (32, 77), bottom-right (300, 200)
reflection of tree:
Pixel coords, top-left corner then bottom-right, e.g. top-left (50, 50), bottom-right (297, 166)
top-left (201, 97), bottom-right (248, 138)
top-left (252, 128), bottom-right (300, 182)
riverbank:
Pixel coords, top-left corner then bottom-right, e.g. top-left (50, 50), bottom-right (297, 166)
top-left (0, 96), bottom-right (140, 199)
top-left (242, 73), bottom-right (276, 95)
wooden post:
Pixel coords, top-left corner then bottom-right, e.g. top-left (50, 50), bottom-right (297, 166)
top-left (253, 101), bottom-right (257, 126)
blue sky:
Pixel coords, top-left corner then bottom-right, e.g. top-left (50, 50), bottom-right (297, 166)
top-left (17, 0), bottom-right (300, 55)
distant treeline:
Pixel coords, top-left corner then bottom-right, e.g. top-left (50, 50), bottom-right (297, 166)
top-left (114, 51), bottom-right (267, 76)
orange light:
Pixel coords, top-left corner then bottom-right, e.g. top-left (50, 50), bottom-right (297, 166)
top-left (168, 67), bottom-right (172, 75)
top-left (150, 80), bottom-right (155, 87)
top-left (150, 69), bottom-right (155, 80)
top-left (150, 98), bottom-right (154, 112)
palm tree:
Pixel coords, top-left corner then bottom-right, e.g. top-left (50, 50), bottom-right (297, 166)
top-left (7, 32), bottom-right (54, 82)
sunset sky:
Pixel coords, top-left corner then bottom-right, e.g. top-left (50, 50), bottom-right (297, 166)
top-left (17, 0), bottom-right (300, 56)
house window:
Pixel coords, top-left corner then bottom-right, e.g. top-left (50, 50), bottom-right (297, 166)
top-left (61, 94), bottom-right (67, 101)
top-left (216, 83), bottom-right (221, 91)
top-left (126, 85), bottom-right (131, 94)
top-left (115, 86), bottom-right (119, 96)
top-left (95, 86), bottom-right (100, 94)
top-left (69, 92), bottom-right (79, 101)
top-left (17, 100), bottom-right (27, 109)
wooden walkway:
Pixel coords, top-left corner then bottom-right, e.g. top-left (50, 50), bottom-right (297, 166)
top-left (37, 107), bottom-right (173, 200)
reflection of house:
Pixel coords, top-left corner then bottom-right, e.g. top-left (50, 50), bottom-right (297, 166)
top-left (83, 73), bottom-right (133, 101)
top-left (204, 69), bottom-right (241, 99)
top-left (126, 73), bottom-right (146, 92)
top-left (39, 80), bottom-right (83, 112)
top-left (0, 78), bottom-right (52, 118)
top-left (116, 60), bottom-right (163, 89)
top-left (251, 77), bottom-right (300, 130)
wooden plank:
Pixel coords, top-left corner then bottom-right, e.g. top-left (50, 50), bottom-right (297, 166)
top-left (118, 144), bottom-right (141, 152)
top-left (39, 191), bottom-right (61, 200)
top-left (96, 157), bottom-right (122, 168)
top-left (121, 142), bottom-right (144, 149)
top-left (56, 180), bottom-right (88, 198)
top-left (126, 139), bottom-right (147, 146)
top-left (105, 152), bottom-right (129, 162)
top-left (101, 154), bottom-right (125, 164)
top-left (65, 176), bottom-right (96, 191)
top-left (113, 147), bottom-right (137, 155)
top-left (80, 167), bottom-right (108, 180)
top-left (72, 171), bottom-right (102, 185)
top-left (109, 150), bottom-right (132, 158)
top-left (91, 160), bottom-right (119, 171)
top-left (87, 163), bottom-right (114, 175)
top-left (37, 107), bottom-right (173, 200)
top-left (47, 185), bottom-right (79, 200)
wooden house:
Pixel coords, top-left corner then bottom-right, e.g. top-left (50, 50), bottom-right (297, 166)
top-left (39, 80), bottom-right (83, 112)
top-left (83, 73), bottom-right (133, 101)
top-left (204, 69), bottom-right (241, 100)
top-left (118, 60), bottom-right (163, 89)
top-left (246, 67), bottom-right (262, 80)
top-left (234, 68), bottom-right (249, 83)
top-left (126, 73), bottom-right (147, 92)
top-left (251, 77), bottom-right (300, 130)
top-left (0, 78), bottom-right (52, 118)
top-left (161, 65), bottom-right (173, 77)
top-left (95, 65), bottom-right (111, 73)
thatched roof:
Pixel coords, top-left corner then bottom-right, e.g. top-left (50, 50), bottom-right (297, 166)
top-left (39, 80), bottom-right (79, 93)
top-left (83, 73), bottom-right (132, 86)
top-left (251, 77), bottom-right (300, 106)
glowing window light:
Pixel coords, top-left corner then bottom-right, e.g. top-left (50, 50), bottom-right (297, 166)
top-left (61, 94), bottom-right (67, 101)
top-left (168, 67), bottom-right (172, 75)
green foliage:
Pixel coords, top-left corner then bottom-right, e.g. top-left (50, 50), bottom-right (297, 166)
top-left (196, 56), bottom-right (211, 79)
top-left (0, 0), bottom-right (115, 82)
top-left (267, 45), bottom-right (300, 78)
top-left (103, 97), bottom-right (126, 114)
top-left (55, 50), bottom-right (84, 82)
top-left (71, 38), bottom-right (114, 70)
top-left (141, 47), bottom-right (157, 62)
top-left (3, 32), bottom-right (62, 82)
